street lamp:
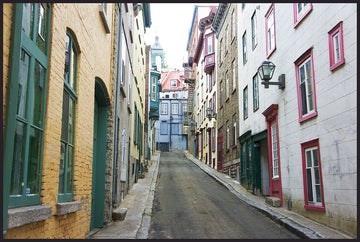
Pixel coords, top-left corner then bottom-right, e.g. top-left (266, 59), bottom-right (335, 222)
top-left (257, 61), bottom-right (285, 89)
top-left (206, 107), bottom-right (217, 120)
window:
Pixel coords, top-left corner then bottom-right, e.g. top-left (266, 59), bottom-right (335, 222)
top-left (328, 21), bottom-right (345, 71)
top-left (226, 122), bottom-right (230, 150)
top-left (5, 3), bottom-right (50, 208)
top-left (220, 38), bottom-right (224, 63)
top-left (212, 92), bottom-right (216, 115)
top-left (171, 103), bottom-right (179, 115)
top-left (293, 3), bottom-right (312, 28)
top-left (212, 128), bottom-right (216, 152)
top-left (295, 48), bottom-right (317, 122)
top-left (151, 77), bottom-right (156, 101)
top-left (242, 31), bottom-right (247, 64)
top-left (207, 34), bottom-right (213, 54)
top-left (231, 10), bottom-right (236, 40)
top-left (59, 31), bottom-right (78, 202)
top-left (226, 26), bottom-right (229, 52)
top-left (253, 74), bottom-right (259, 111)
top-left (220, 80), bottom-right (224, 107)
top-left (270, 123), bottom-right (279, 178)
top-left (160, 102), bottom-right (168, 115)
top-left (160, 123), bottom-right (168, 135)
top-left (226, 72), bottom-right (229, 99)
top-left (251, 10), bottom-right (258, 50)
top-left (171, 79), bottom-right (177, 87)
top-left (265, 4), bottom-right (276, 57)
top-left (232, 115), bottom-right (236, 146)
top-left (232, 60), bottom-right (236, 92)
top-left (301, 139), bottom-right (325, 211)
top-left (243, 86), bottom-right (248, 120)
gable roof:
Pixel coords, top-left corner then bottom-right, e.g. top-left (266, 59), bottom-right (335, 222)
top-left (160, 70), bottom-right (187, 91)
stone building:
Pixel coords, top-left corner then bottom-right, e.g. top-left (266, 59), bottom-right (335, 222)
top-left (212, 3), bottom-right (240, 176)
top-left (3, 3), bottom-right (113, 238)
top-left (237, 3), bottom-right (356, 237)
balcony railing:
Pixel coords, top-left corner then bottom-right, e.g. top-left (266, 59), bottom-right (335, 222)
top-left (184, 67), bottom-right (196, 81)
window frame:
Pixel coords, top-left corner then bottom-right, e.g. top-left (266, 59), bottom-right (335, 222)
top-left (328, 21), bottom-right (345, 71)
top-left (294, 47), bottom-right (318, 123)
top-left (5, 3), bottom-right (51, 209)
top-left (232, 60), bottom-right (236, 93)
top-left (232, 115), bottom-right (237, 147)
top-left (151, 77), bottom-right (156, 101)
top-left (171, 103), bottom-right (179, 115)
top-left (231, 9), bottom-right (236, 40)
top-left (171, 79), bottom-right (177, 87)
top-left (251, 10), bottom-right (258, 50)
top-left (160, 102), bottom-right (168, 115)
top-left (242, 31), bottom-right (247, 65)
top-left (226, 71), bottom-right (229, 99)
top-left (58, 30), bottom-right (78, 203)
top-left (293, 3), bottom-right (312, 28)
top-left (301, 138), bottom-right (325, 211)
top-left (243, 86), bottom-right (248, 120)
top-left (226, 122), bottom-right (230, 150)
top-left (253, 73), bottom-right (259, 112)
top-left (265, 3), bottom-right (276, 58)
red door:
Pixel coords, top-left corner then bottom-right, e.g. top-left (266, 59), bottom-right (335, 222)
top-left (217, 128), bottom-right (223, 171)
top-left (263, 104), bottom-right (282, 205)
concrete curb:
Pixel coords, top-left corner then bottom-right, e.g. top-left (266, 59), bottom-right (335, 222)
top-left (183, 151), bottom-right (324, 239)
top-left (136, 152), bottom-right (160, 239)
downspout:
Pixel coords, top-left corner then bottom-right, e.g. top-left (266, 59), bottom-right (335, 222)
top-left (112, 3), bottom-right (122, 206)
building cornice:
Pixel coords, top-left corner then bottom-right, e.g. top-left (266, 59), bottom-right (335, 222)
top-left (212, 3), bottom-right (229, 38)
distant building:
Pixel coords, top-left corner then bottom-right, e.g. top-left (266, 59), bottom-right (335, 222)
top-left (155, 70), bottom-right (188, 151)
top-left (151, 36), bottom-right (168, 72)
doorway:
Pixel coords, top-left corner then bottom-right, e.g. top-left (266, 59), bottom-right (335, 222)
top-left (91, 78), bottom-right (109, 230)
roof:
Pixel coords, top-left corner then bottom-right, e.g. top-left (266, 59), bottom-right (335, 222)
top-left (211, 3), bottom-right (228, 37)
top-left (160, 70), bottom-right (187, 91)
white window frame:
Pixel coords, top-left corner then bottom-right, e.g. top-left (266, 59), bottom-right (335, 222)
top-left (171, 103), bottom-right (179, 115)
top-left (271, 123), bottom-right (279, 178)
top-left (232, 60), bottom-right (236, 91)
top-left (251, 10), bottom-right (257, 50)
top-left (161, 102), bottom-right (168, 115)
top-left (226, 71), bottom-right (229, 98)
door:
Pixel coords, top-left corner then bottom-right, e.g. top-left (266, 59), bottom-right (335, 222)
top-left (217, 131), bottom-right (223, 171)
top-left (91, 99), bottom-right (107, 230)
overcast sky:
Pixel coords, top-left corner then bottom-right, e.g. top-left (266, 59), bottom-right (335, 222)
top-left (145, 3), bottom-right (218, 70)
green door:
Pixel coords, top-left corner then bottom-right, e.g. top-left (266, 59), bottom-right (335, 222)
top-left (91, 99), bottom-right (108, 230)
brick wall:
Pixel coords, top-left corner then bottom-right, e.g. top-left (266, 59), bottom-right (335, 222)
top-left (4, 3), bottom-right (113, 238)
top-left (216, 4), bottom-right (240, 171)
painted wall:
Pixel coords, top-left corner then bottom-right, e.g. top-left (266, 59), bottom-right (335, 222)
top-left (237, 3), bottom-right (356, 236)
top-left (3, 3), bottom-right (113, 238)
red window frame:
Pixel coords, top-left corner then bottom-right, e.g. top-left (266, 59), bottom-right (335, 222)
top-left (265, 3), bottom-right (276, 58)
top-left (294, 47), bottom-right (318, 123)
top-left (328, 21), bottom-right (345, 71)
top-left (293, 3), bottom-right (313, 28)
top-left (301, 138), bottom-right (325, 211)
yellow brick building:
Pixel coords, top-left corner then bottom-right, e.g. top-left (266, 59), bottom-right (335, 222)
top-left (3, 3), bottom-right (113, 238)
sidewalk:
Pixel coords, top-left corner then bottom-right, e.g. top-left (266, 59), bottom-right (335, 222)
top-left (87, 151), bottom-right (160, 239)
top-left (183, 150), bottom-right (355, 239)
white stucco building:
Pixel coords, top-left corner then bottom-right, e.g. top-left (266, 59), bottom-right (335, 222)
top-left (236, 3), bottom-right (356, 236)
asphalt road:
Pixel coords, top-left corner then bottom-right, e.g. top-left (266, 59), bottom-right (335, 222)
top-left (148, 151), bottom-right (300, 239)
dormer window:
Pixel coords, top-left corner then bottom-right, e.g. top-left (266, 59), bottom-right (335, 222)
top-left (171, 79), bottom-right (177, 87)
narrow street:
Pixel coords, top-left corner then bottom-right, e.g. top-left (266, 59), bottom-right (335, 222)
top-left (149, 151), bottom-right (300, 239)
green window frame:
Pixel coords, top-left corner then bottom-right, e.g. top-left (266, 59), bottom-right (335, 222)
top-left (4, 3), bottom-right (51, 209)
top-left (243, 86), bottom-right (248, 120)
top-left (58, 31), bottom-right (78, 202)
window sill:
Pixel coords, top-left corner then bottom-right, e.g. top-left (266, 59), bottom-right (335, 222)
top-left (266, 47), bottom-right (276, 59)
top-left (220, 105), bottom-right (223, 110)
top-left (231, 88), bottom-right (236, 94)
top-left (330, 60), bottom-right (345, 72)
top-left (299, 111), bottom-right (317, 124)
top-left (226, 148), bottom-right (230, 153)
top-left (304, 204), bottom-right (325, 212)
top-left (225, 97), bottom-right (230, 103)
top-left (232, 144), bottom-right (237, 149)
top-left (99, 4), bottom-right (111, 33)
top-left (7, 204), bottom-right (52, 229)
top-left (55, 201), bottom-right (82, 216)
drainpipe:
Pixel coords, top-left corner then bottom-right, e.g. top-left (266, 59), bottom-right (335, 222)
top-left (112, 3), bottom-right (122, 207)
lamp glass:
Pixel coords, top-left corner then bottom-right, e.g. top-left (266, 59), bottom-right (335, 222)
top-left (258, 61), bottom-right (275, 81)
top-left (206, 107), bottom-right (213, 118)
